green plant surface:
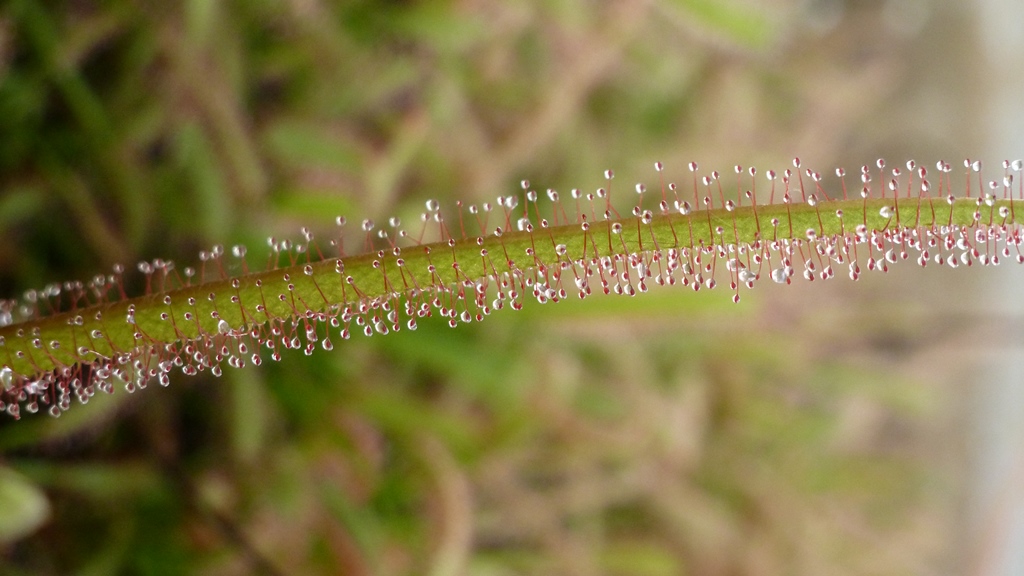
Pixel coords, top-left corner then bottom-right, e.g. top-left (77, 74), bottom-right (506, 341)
top-left (0, 192), bottom-right (1016, 394)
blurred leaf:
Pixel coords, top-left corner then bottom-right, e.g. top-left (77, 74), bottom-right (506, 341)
top-left (378, 317), bottom-right (523, 407)
top-left (0, 466), bottom-right (50, 544)
top-left (12, 461), bottom-right (165, 503)
top-left (228, 367), bottom-right (272, 466)
top-left (668, 0), bottom-right (773, 49)
top-left (0, 391), bottom-right (128, 452)
top-left (0, 186), bottom-right (46, 229)
top-left (270, 188), bottom-right (359, 224)
top-left (600, 541), bottom-right (680, 576)
top-left (391, 3), bottom-right (485, 53)
top-left (264, 119), bottom-right (363, 173)
top-left (74, 515), bottom-right (134, 576)
top-left (173, 121), bottom-right (230, 240)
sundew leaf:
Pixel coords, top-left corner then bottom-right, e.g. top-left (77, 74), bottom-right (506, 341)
top-left (0, 158), bottom-right (1020, 420)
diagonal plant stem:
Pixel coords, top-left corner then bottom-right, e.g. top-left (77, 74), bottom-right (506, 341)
top-left (0, 168), bottom-right (1020, 419)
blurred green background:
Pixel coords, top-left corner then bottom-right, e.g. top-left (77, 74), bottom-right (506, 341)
top-left (0, 0), bottom-right (990, 574)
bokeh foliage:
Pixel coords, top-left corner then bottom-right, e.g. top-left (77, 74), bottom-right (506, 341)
top-left (0, 1), bottom-right (967, 574)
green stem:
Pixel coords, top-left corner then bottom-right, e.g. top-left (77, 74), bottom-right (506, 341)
top-left (0, 192), bottom-right (1016, 418)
